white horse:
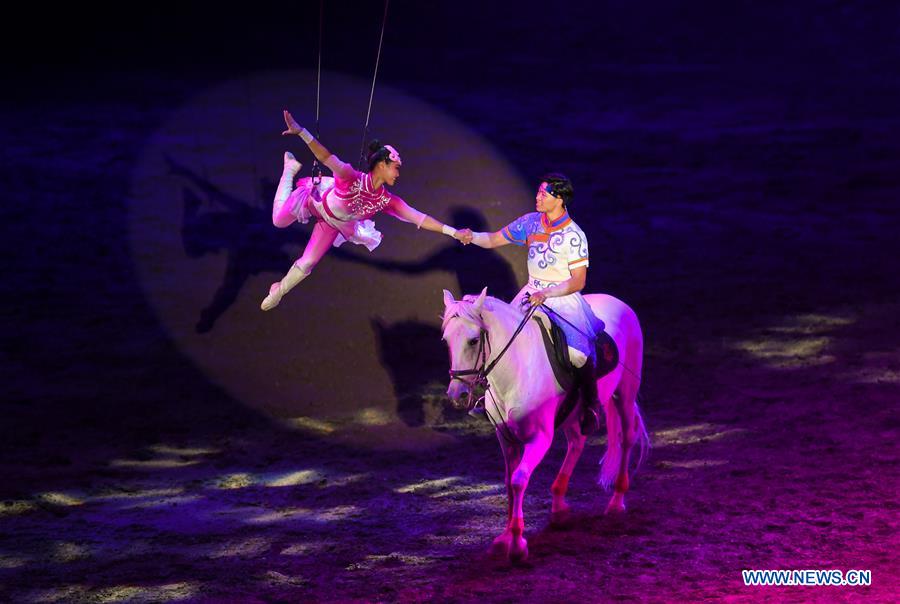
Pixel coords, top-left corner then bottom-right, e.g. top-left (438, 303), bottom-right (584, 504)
top-left (442, 288), bottom-right (649, 562)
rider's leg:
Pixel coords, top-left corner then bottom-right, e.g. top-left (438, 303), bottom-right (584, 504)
top-left (578, 359), bottom-right (601, 434)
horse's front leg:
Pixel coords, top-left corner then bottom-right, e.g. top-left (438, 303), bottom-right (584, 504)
top-left (504, 428), bottom-right (553, 563)
top-left (550, 418), bottom-right (587, 527)
top-left (489, 434), bottom-right (522, 558)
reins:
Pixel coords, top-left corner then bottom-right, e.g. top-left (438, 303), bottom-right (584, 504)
top-left (448, 303), bottom-right (539, 388)
top-left (447, 303), bottom-right (540, 446)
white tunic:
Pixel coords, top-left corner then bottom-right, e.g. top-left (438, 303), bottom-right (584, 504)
top-left (502, 211), bottom-right (601, 365)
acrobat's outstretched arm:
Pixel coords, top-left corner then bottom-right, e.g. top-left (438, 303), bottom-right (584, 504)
top-left (385, 196), bottom-right (472, 244)
top-left (282, 109), bottom-right (357, 181)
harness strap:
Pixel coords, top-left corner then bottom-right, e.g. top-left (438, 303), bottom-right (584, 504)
top-left (447, 329), bottom-right (487, 380)
top-left (448, 304), bottom-right (537, 382)
top-left (445, 303), bottom-right (539, 447)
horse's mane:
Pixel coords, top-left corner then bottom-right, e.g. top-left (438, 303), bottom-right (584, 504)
top-left (441, 295), bottom-right (519, 337)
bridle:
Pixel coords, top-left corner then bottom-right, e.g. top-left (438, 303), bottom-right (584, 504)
top-left (446, 304), bottom-right (540, 445)
top-left (447, 327), bottom-right (490, 412)
top-left (446, 296), bottom-right (641, 446)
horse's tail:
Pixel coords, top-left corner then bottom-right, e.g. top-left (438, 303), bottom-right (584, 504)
top-left (598, 391), bottom-right (651, 490)
top-left (633, 397), bottom-right (651, 470)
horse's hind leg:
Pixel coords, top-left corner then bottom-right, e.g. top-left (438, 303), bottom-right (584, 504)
top-left (550, 419), bottom-right (587, 527)
top-left (606, 378), bottom-right (639, 514)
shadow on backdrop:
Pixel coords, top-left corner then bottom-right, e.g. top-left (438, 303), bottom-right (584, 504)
top-left (339, 207), bottom-right (519, 301)
top-left (371, 318), bottom-right (446, 427)
top-left (172, 156), bottom-right (305, 333)
top-left (351, 208), bottom-right (519, 427)
top-left (175, 160), bottom-right (520, 423)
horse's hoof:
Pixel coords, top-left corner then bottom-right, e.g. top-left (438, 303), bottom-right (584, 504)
top-left (508, 539), bottom-right (529, 564)
top-left (604, 500), bottom-right (626, 515)
top-left (549, 509), bottom-right (571, 528)
top-left (488, 536), bottom-right (509, 558)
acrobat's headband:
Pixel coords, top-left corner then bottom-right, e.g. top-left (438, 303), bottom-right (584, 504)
top-left (384, 144), bottom-right (402, 165)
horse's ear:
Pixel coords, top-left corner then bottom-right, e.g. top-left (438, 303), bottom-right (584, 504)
top-left (473, 287), bottom-right (488, 311)
top-left (442, 289), bottom-right (455, 307)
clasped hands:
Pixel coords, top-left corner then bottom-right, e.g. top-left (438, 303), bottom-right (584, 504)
top-left (454, 228), bottom-right (473, 245)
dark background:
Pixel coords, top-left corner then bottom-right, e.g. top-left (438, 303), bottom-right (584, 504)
top-left (2, 1), bottom-right (898, 601)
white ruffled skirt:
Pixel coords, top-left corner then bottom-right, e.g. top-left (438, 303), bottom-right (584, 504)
top-left (286, 176), bottom-right (383, 251)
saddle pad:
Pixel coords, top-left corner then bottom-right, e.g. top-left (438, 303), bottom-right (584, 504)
top-left (533, 317), bottom-right (621, 428)
top-left (533, 317), bottom-right (576, 392)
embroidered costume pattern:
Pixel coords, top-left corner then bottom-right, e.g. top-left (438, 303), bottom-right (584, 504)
top-left (503, 211), bottom-right (601, 366)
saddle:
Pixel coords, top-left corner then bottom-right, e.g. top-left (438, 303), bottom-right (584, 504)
top-left (533, 314), bottom-right (619, 428)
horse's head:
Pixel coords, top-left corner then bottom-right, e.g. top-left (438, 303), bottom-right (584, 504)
top-left (442, 287), bottom-right (488, 407)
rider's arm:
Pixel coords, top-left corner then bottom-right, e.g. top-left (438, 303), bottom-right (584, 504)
top-left (469, 230), bottom-right (512, 248)
top-left (471, 213), bottom-right (531, 248)
top-left (543, 266), bottom-right (587, 298)
top-left (527, 266), bottom-right (587, 306)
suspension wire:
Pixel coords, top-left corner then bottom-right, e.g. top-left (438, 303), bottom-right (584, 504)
top-left (358, 0), bottom-right (390, 169)
top-left (315, 0), bottom-right (323, 138)
top-left (311, 0), bottom-right (325, 184)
